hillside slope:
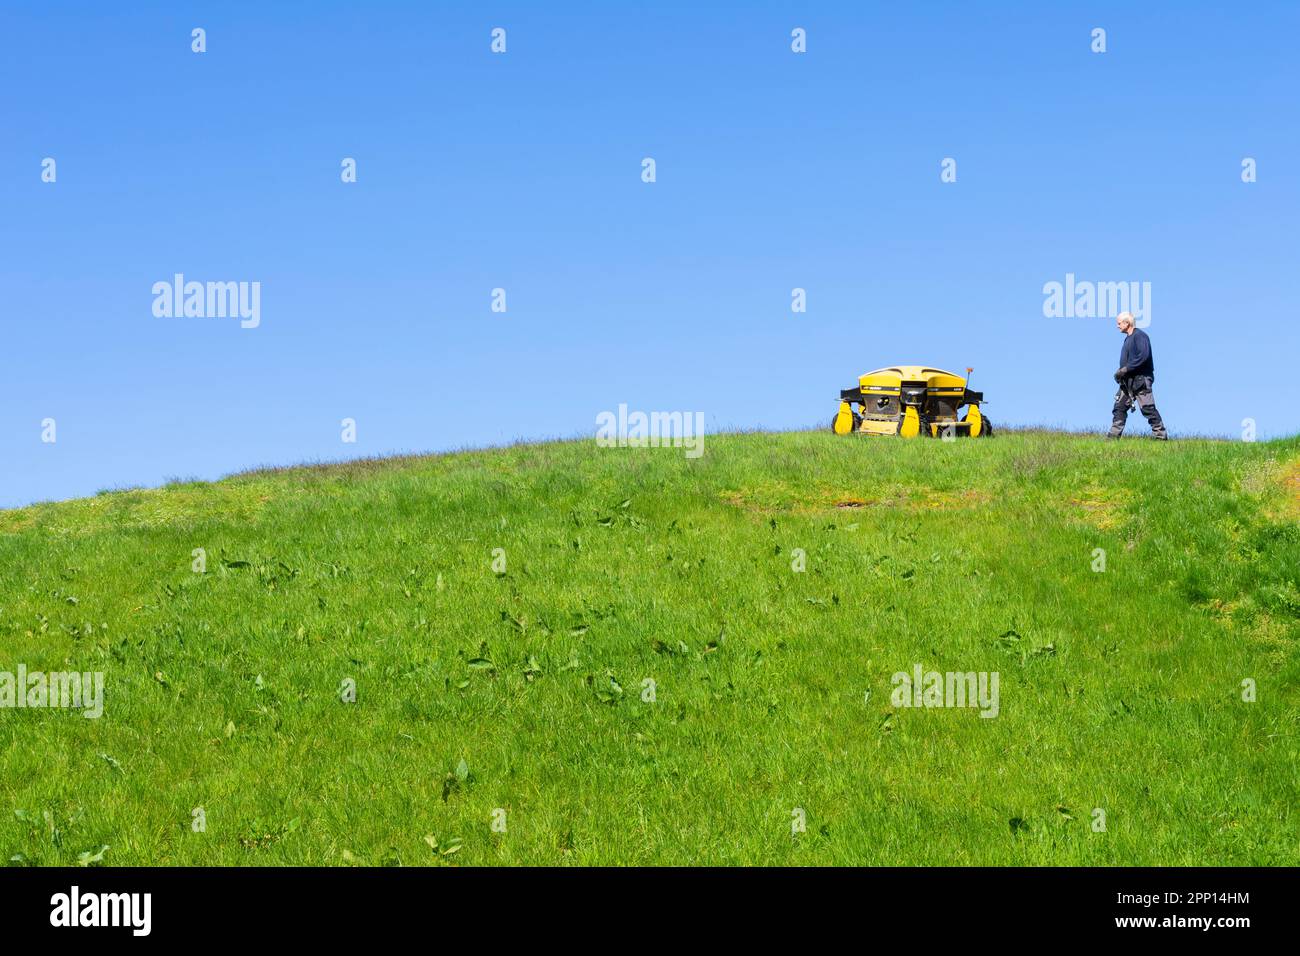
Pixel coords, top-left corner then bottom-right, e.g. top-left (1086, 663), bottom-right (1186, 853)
top-left (1, 431), bottom-right (1297, 865)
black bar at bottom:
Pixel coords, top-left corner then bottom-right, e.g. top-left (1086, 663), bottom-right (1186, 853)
top-left (0, 866), bottom-right (1284, 942)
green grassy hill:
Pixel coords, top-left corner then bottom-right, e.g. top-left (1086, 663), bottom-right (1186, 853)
top-left (1, 430), bottom-right (1297, 866)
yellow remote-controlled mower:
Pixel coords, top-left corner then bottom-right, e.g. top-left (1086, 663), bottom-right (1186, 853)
top-left (831, 365), bottom-right (992, 438)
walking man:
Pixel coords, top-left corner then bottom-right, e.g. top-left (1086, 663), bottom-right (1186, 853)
top-left (1108, 312), bottom-right (1167, 440)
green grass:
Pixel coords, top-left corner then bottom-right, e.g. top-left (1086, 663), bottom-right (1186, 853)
top-left (1, 430), bottom-right (1297, 866)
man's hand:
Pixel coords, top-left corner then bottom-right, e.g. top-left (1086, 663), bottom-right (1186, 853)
top-left (1114, 367), bottom-right (1128, 383)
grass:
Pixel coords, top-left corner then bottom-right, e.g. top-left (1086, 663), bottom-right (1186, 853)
top-left (0, 429), bottom-right (1297, 866)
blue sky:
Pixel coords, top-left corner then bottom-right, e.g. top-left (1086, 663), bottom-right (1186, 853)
top-left (2, 1), bottom-right (1297, 507)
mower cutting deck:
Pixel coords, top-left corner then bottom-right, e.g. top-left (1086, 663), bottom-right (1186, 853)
top-left (831, 365), bottom-right (992, 438)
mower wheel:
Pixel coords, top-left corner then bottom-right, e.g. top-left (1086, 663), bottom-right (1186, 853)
top-left (831, 411), bottom-right (863, 434)
top-left (981, 416), bottom-right (994, 438)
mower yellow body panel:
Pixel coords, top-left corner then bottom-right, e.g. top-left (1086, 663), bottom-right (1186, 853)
top-left (859, 366), bottom-right (966, 393)
top-left (832, 365), bottom-right (992, 438)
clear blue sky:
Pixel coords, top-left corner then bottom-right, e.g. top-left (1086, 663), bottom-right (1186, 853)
top-left (3, 1), bottom-right (1297, 508)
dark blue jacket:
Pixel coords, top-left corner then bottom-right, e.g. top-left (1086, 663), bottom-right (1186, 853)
top-left (1119, 328), bottom-right (1154, 379)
